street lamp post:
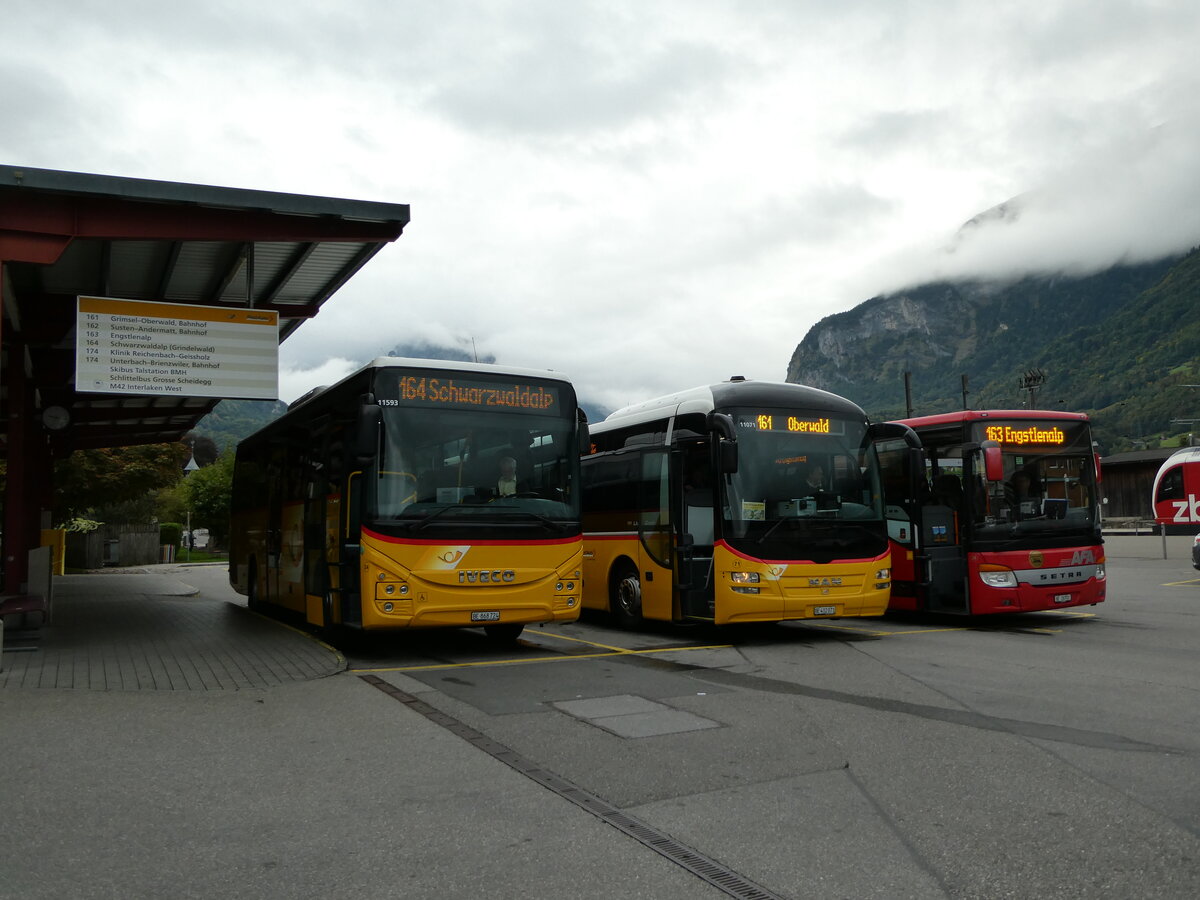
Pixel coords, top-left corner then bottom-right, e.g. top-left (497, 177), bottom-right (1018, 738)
top-left (183, 454), bottom-right (198, 562)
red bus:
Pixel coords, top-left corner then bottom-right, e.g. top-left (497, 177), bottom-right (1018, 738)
top-left (878, 410), bottom-right (1106, 615)
top-left (1152, 446), bottom-right (1200, 529)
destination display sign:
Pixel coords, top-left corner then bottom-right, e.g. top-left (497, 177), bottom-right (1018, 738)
top-left (971, 419), bottom-right (1093, 453)
top-left (383, 373), bottom-right (564, 415)
top-left (736, 413), bottom-right (846, 436)
top-left (76, 296), bottom-right (279, 399)
top-left (983, 424), bottom-right (1066, 446)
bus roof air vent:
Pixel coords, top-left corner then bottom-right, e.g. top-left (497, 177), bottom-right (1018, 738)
top-left (729, 375), bottom-right (747, 382)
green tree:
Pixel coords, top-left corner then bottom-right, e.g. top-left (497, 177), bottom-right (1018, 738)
top-left (53, 443), bottom-right (191, 522)
top-left (179, 447), bottom-right (235, 548)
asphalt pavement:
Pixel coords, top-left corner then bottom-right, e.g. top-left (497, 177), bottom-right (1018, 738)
top-left (2, 534), bottom-right (1198, 899)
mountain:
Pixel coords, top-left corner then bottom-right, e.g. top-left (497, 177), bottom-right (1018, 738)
top-left (193, 398), bottom-right (287, 451)
top-left (785, 250), bottom-right (1200, 452)
top-left (385, 340), bottom-right (496, 365)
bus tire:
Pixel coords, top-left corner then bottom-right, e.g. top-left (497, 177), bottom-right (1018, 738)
top-left (322, 590), bottom-right (336, 631)
top-left (612, 564), bottom-right (643, 628)
top-left (484, 623), bottom-right (524, 644)
top-left (247, 560), bottom-right (262, 611)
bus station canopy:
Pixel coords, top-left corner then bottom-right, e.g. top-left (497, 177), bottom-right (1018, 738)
top-left (1, 163), bottom-right (410, 451)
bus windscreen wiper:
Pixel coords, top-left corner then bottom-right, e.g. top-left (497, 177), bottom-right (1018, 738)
top-left (486, 506), bottom-right (559, 528)
top-left (406, 505), bottom-right (461, 530)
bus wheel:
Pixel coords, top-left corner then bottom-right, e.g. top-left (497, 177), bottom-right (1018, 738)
top-left (484, 623), bottom-right (524, 644)
top-left (612, 565), bottom-right (643, 628)
top-left (322, 590), bottom-right (336, 630)
top-left (247, 561), bottom-right (262, 611)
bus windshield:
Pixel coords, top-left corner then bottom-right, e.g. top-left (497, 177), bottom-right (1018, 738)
top-left (370, 372), bottom-right (580, 535)
top-left (967, 420), bottom-right (1100, 541)
top-left (375, 408), bottom-right (579, 530)
top-left (720, 409), bottom-right (886, 559)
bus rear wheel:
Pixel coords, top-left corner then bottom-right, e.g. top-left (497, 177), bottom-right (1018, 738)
top-left (247, 561), bottom-right (262, 612)
top-left (484, 623), bottom-right (525, 644)
top-left (612, 565), bottom-right (643, 629)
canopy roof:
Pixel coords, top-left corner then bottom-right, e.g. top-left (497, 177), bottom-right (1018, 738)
top-left (1, 163), bottom-right (409, 451)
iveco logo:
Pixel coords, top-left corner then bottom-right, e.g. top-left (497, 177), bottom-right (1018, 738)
top-left (458, 570), bottom-right (516, 584)
top-left (808, 577), bottom-right (843, 587)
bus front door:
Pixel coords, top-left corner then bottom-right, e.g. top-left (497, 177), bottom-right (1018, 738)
top-left (264, 449), bottom-right (285, 606)
top-left (675, 444), bottom-right (716, 620)
top-left (916, 505), bottom-right (967, 613)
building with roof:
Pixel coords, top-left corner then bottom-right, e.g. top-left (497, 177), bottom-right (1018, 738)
top-left (1, 163), bottom-right (408, 605)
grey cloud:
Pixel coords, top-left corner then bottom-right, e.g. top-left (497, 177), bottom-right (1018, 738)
top-left (837, 109), bottom-right (955, 153)
top-left (428, 37), bottom-right (735, 138)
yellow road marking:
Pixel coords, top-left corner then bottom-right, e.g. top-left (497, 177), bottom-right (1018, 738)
top-left (1164, 577), bottom-right (1200, 586)
top-left (802, 621), bottom-right (971, 637)
top-left (348, 608), bottom-right (1098, 674)
top-left (349, 641), bottom-right (734, 674)
top-left (525, 629), bottom-right (633, 652)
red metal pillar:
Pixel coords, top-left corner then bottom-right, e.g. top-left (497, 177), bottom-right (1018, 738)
top-left (3, 336), bottom-right (40, 593)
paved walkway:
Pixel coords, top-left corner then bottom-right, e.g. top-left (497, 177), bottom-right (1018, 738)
top-left (0, 568), bottom-right (343, 690)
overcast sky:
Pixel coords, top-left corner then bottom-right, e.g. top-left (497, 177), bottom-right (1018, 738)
top-left (5, 1), bottom-right (1199, 413)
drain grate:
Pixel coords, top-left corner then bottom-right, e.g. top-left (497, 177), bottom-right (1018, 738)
top-left (360, 674), bottom-right (784, 900)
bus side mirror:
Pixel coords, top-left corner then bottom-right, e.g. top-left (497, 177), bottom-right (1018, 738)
top-left (868, 421), bottom-right (922, 450)
top-left (355, 402), bottom-right (382, 465)
top-left (707, 412), bottom-right (739, 474)
top-left (982, 440), bottom-right (1004, 482)
top-left (909, 447), bottom-right (926, 481)
top-left (577, 409), bottom-right (591, 455)
top-left (720, 440), bottom-right (739, 474)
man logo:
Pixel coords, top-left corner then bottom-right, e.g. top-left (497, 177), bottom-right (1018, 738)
top-left (808, 577), bottom-right (843, 587)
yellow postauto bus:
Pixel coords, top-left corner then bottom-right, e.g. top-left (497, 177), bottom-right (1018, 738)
top-left (581, 377), bottom-right (920, 627)
top-left (229, 358), bottom-right (589, 642)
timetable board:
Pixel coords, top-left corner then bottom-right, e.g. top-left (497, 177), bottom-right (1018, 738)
top-left (76, 296), bottom-right (279, 399)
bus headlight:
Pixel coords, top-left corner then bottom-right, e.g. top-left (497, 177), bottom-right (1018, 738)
top-left (729, 571), bottom-right (760, 594)
top-left (979, 565), bottom-right (1018, 588)
top-left (1095, 563), bottom-right (1106, 581)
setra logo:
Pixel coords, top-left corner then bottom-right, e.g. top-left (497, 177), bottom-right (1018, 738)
top-left (1029, 551), bottom-right (1044, 568)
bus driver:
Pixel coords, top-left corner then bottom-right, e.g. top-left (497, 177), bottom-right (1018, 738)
top-left (497, 456), bottom-right (519, 497)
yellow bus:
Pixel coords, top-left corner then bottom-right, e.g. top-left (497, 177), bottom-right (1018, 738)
top-left (229, 358), bottom-right (589, 642)
top-left (581, 377), bottom-right (919, 627)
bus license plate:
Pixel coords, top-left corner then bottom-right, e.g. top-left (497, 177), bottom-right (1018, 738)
top-left (813, 605), bottom-right (837, 616)
top-left (471, 610), bottom-right (501, 622)
top-left (1053, 594), bottom-right (1072, 604)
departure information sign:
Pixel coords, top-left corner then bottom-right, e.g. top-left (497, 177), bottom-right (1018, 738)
top-left (382, 373), bottom-right (564, 415)
top-left (76, 296), bottom-right (279, 399)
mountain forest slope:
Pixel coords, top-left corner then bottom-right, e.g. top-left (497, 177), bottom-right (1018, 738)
top-left (785, 249), bottom-right (1200, 452)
